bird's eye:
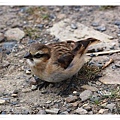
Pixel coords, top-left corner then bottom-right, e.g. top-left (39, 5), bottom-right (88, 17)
top-left (34, 53), bottom-right (42, 58)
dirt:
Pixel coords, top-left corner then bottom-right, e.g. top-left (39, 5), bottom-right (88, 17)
top-left (0, 6), bottom-right (120, 114)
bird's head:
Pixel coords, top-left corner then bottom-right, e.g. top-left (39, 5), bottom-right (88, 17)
top-left (24, 43), bottom-right (51, 66)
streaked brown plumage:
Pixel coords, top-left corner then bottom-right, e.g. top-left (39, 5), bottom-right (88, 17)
top-left (24, 38), bottom-right (100, 83)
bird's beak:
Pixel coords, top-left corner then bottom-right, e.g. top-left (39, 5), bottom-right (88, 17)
top-left (24, 52), bottom-right (33, 59)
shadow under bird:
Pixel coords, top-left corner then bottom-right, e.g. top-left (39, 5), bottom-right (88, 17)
top-left (24, 38), bottom-right (100, 92)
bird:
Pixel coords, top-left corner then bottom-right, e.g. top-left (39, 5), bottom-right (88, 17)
top-left (24, 38), bottom-right (100, 91)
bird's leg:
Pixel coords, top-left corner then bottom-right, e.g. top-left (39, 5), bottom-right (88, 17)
top-left (30, 75), bottom-right (53, 90)
top-left (58, 75), bottom-right (77, 96)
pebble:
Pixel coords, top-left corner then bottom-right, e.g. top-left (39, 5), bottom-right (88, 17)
top-left (105, 103), bottom-right (116, 111)
top-left (11, 94), bottom-right (18, 97)
top-left (45, 108), bottom-right (60, 114)
top-left (31, 85), bottom-right (37, 90)
top-left (22, 88), bottom-right (31, 93)
top-left (60, 111), bottom-right (69, 114)
top-left (91, 22), bottom-right (99, 27)
top-left (114, 20), bottom-right (120, 26)
top-left (57, 14), bottom-right (66, 20)
top-left (98, 109), bottom-right (109, 114)
top-left (37, 110), bottom-right (46, 114)
top-left (65, 96), bottom-right (78, 103)
top-left (0, 32), bottom-right (5, 42)
top-left (45, 100), bottom-right (52, 104)
top-left (81, 85), bottom-right (98, 92)
top-left (25, 69), bottom-right (31, 75)
top-left (36, 24), bottom-right (44, 29)
top-left (79, 90), bottom-right (92, 101)
top-left (0, 99), bottom-right (7, 105)
top-left (75, 107), bottom-right (88, 114)
top-left (49, 14), bottom-right (56, 20)
top-left (27, 39), bottom-right (36, 44)
top-left (71, 101), bottom-right (79, 107)
top-left (5, 28), bottom-right (25, 41)
top-left (96, 26), bottom-right (106, 32)
top-left (117, 33), bottom-right (120, 37)
top-left (2, 41), bottom-right (17, 54)
top-left (71, 23), bottom-right (78, 29)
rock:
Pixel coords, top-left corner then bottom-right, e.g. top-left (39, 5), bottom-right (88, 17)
top-left (5, 28), bottom-right (25, 41)
top-left (75, 107), bottom-right (88, 114)
top-left (2, 41), bottom-right (17, 54)
top-left (98, 109), bottom-right (109, 114)
top-left (0, 99), bottom-right (6, 105)
top-left (71, 23), bottom-right (78, 29)
top-left (48, 19), bottom-right (113, 43)
top-left (49, 14), bottom-right (56, 20)
top-left (0, 33), bottom-right (5, 42)
top-left (60, 111), bottom-right (69, 114)
top-left (114, 20), bottom-right (120, 26)
top-left (25, 69), bottom-right (31, 75)
top-left (37, 110), bottom-right (46, 114)
top-left (91, 22), bottom-right (99, 27)
top-left (73, 91), bottom-right (80, 96)
top-left (105, 103), bottom-right (116, 111)
top-left (57, 14), bottom-right (66, 20)
top-left (22, 88), bottom-right (31, 93)
top-left (45, 100), bottom-right (52, 104)
top-left (31, 85), bottom-right (37, 90)
top-left (71, 101), bottom-right (79, 107)
top-left (65, 95), bottom-right (78, 103)
top-left (96, 26), bottom-right (106, 32)
top-left (81, 85), bottom-right (98, 91)
top-left (36, 24), bottom-right (44, 29)
top-left (11, 94), bottom-right (18, 97)
top-left (117, 33), bottom-right (120, 37)
top-left (45, 108), bottom-right (60, 114)
top-left (79, 90), bottom-right (92, 101)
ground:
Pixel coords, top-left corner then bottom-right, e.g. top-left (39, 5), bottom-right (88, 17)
top-left (0, 6), bottom-right (120, 114)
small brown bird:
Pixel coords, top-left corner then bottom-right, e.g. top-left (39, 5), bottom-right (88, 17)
top-left (24, 38), bottom-right (100, 88)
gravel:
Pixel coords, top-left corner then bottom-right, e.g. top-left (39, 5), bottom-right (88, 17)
top-left (0, 6), bottom-right (120, 115)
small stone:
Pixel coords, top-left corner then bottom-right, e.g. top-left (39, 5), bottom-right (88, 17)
top-left (37, 110), bottom-right (46, 114)
top-left (2, 41), bottom-right (17, 54)
top-left (60, 111), bottom-right (69, 114)
top-left (31, 85), bottom-right (37, 90)
top-left (22, 88), bottom-right (31, 93)
top-left (46, 100), bottom-right (52, 104)
top-left (73, 91), bottom-right (80, 96)
top-left (114, 20), bottom-right (120, 26)
top-left (80, 90), bottom-right (92, 101)
top-left (0, 99), bottom-right (6, 105)
top-left (96, 81), bottom-right (102, 85)
top-left (117, 33), bottom-right (120, 37)
top-left (71, 23), bottom-right (78, 29)
top-left (57, 14), bottom-right (66, 20)
top-left (98, 109), bottom-right (109, 114)
top-left (81, 85), bottom-right (98, 91)
top-left (11, 94), bottom-right (18, 97)
top-left (75, 107), bottom-right (88, 114)
top-left (0, 33), bottom-right (5, 42)
top-left (27, 39), bottom-right (36, 44)
top-left (36, 24), bottom-right (44, 29)
top-left (65, 96), bottom-right (78, 103)
top-left (105, 103), bottom-right (116, 111)
top-left (49, 14), bottom-right (56, 20)
top-left (5, 28), bottom-right (25, 41)
top-left (45, 108), bottom-right (60, 114)
top-left (91, 22), bottom-right (99, 27)
top-left (71, 101), bottom-right (79, 107)
top-left (96, 26), bottom-right (106, 32)
top-left (25, 69), bottom-right (31, 75)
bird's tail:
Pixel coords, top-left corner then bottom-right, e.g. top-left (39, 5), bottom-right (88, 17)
top-left (73, 38), bottom-right (100, 56)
